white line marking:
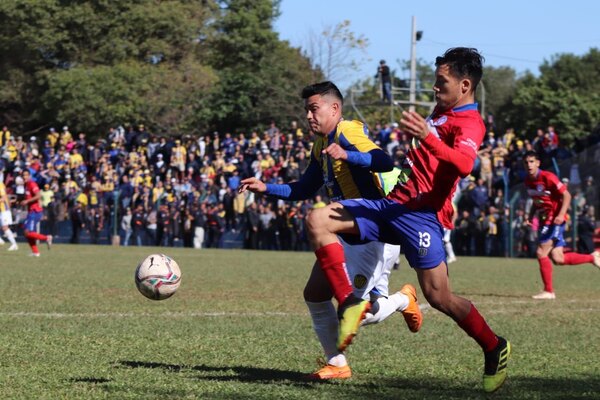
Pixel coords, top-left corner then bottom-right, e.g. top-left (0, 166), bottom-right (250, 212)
top-left (1, 299), bottom-right (599, 319)
top-left (0, 311), bottom-right (299, 318)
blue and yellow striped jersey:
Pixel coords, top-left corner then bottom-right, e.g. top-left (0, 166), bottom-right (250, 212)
top-left (310, 120), bottom-right (394, 201)
top-left (0, 182), bottom-right (9, 212)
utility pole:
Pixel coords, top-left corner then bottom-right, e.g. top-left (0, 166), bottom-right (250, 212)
top-left (409, 16), bottom-right (417, 112)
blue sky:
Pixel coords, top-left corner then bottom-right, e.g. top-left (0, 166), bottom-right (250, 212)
top-left (274, 0), bottom-right (600, 89)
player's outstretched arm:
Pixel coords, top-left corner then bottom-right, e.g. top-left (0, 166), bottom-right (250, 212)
top-left (238, 177), bottom-right (267, 194)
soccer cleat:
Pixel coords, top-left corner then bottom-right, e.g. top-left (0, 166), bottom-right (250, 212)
top-left (307, 360), bottom-right (352, 380)
top-left (337, 298), bottom-right (371, 352)
top-left (29, 252), bottom-right (41, 257)
top-left (483, 336), bottom-right (511, 393)
top-left (46, 235), bottom-right (53, 250)
top-left (8, 244), bottom-right (18, 251)
top-left (446, 255), bottom-right (457, 264)
top-left (532, 291), bottom-right (556, 300)
top-left (399, 284), bottom-right (423, 333)
top-left (592, 251), bottom-right (600, 269)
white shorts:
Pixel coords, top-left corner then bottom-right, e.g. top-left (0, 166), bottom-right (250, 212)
top-left (340, 238), bottom-right (401, 300)
top-left (0, 210), bottom-right (13, 226)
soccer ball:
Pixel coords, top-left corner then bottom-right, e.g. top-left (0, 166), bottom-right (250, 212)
top-left (135, 254), bottom-right (182, 300)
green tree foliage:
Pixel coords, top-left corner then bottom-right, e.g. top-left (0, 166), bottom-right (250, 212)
top-left (480, 66), bottom-right (517, 127)
top-left (0, 0), bottom-right (319, 137)
top-left (0, 0), bottom-right (217, 135)
top-left (206, 0), bottom-right (319, 133)
top-left (503, 49), bottom-right (600, 143)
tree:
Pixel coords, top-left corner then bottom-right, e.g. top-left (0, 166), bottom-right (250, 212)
top-left (303, 20), bottom-right (369, 86)
top-left (502, 49), bottom-right (600, 143)
top-left (207, 0), bottom-right (320, 133)
top-left (0, 0), bottom-right (217, 135)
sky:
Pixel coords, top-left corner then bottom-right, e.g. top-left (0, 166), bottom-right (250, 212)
top-left (274, 0), bottom-right (600, 89)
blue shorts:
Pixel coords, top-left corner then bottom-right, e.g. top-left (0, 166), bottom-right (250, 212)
top-left (538, 223), bottom-right (566, 247)
top-left (340, 198), bottom-right (445, 269)
top-left (24, 211), bottom-right (43, 232)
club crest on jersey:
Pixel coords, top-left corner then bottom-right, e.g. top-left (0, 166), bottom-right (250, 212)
top-left (418, 248), bottom-right (428, 257)
top-left (353, 274), bottom-right (368, 289)
top-left (432, 116), bottom-right (447, 126)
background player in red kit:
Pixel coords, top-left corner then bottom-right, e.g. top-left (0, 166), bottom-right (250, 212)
top-left (523, 151), bottom-right (600, 299)
top-left (306, 47), bottom-right (510, 393)
top-left (21, 169), bottom-right (52, 256)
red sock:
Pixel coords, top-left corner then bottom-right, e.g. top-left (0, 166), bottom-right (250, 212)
top-left (538, 257), bottom-right (553, 292)
top-left (315, 242), bottom-right (353, 304)
top-left (26, 231), bottom-right (47, 241)
top-left (563, 253), bottom-right (593, 265)
top-left (27, 237), bottom-right (39, 254)
top-left (457, 303), bottom-right (499, 352)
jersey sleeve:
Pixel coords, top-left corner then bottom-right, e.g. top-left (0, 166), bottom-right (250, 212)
top-left (544, 171), bottom-right (567, 195)
top-left (337, 121), bottom-right (379, 153)
top-left (421, 115), bottom-right (483, 177)
top-left (28, 182), bottom-right (40, 195)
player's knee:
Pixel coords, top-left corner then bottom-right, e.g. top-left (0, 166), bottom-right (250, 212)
top-left (551, 254), bottom-right (564, 265)
top-left (306, 208), bottom-right (327, 234)
top-left (536, 248), bottom-right (547, 259)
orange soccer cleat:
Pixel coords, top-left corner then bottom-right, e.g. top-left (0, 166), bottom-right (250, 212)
top-left (307, 360), bottom-right (352, 380)
top-left (400, 284), bottom-right (423, 333)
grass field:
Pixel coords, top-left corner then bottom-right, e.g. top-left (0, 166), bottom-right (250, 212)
top-left (1, 244), bottom-right (599, 399)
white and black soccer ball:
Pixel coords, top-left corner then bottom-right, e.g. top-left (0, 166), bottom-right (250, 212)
top-left (135, 254), bottom-right (181, 300)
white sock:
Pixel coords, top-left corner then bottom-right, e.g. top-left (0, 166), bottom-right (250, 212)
top-left (362, 292), bottom-right (409, 326)
top-left (0, 235), bottom-right (4, 244)
top-left (4, 229), bottom-right (16, 246)
top-left (306, 301), bottom-right (347, 366)
top-left (445, 241), bottom-right (456, 260)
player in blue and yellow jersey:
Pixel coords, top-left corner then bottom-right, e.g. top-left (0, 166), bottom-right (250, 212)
top-left (0, 180), bottom-right (19, 250)
top-left (239, 81), bottom-right (422, 380)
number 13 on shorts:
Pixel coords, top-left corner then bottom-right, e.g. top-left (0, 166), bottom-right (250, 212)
top-left (419, 231), bottom-right (431, 248)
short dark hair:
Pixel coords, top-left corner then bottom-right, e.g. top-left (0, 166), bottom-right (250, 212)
top-left (301, 81), bottom-right (343, 106)
top-left (524, 150), bottom-right (539, 160)
top-left (435, 47), bottom-right (484, 89)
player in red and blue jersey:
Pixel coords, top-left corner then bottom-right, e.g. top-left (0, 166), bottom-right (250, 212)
top-left (21, 169), bottom-right (52, 256)
top-left (306, 48), bottom-right (510, 393)
top-left (523, 151), bottom-right (600, 300)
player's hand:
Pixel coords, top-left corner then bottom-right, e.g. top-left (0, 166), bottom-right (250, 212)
top-left (238, 177), bottom-right (266, 194)
top-left (322, 143), bottom-right (347, 160)
top-left (400, 110), bottom-right (430, 140)
top-left (553, 215), bottom-right (565, 225)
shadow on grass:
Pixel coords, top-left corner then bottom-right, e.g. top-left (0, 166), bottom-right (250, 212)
top-left (69, 377), bottom-right (112, 384)
top-left (117, 360), bottom-right (600, 399)
top-left (117, 360), bottom-right (314, 387)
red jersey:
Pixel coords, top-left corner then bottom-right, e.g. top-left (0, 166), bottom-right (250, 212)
top-left (387, 103), bottom-right (485, 228)
top-left (524, 169), bottom-right (566, 226)
top-left (25, 180), bottom-right (43, 213)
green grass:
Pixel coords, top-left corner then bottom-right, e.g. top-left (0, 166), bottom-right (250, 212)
top-left (1, 244), bottom-right (599, 399)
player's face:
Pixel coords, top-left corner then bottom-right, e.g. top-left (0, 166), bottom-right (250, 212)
top-left (433, 64), bottom-right (470, 111)
top-left (524, 156), bottom-right (540, 177)
top-left (22, 171), bottom-right (30, 182)
top-left (304, 94), bottom-right (339, 136)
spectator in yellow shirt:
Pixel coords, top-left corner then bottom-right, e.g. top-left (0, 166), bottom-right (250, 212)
top-left (0, 126), bottom-right (10, 148)
top-left (68, 148), bottom-right (84, 170)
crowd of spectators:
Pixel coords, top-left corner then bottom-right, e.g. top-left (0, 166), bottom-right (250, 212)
top-left (0, 117), bottom-right (598, 256)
